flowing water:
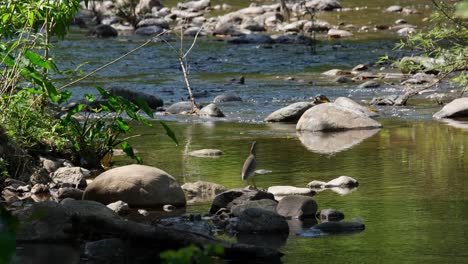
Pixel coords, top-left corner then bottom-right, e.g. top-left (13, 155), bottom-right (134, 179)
top-left (14, 0), bottom-right (468, 263)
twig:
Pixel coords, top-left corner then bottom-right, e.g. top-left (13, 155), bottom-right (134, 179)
top-left (59, 31), bottom-right (167, 90)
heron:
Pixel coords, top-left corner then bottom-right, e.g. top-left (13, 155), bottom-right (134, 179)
top-left (241, 141), bottom-right (257, 186)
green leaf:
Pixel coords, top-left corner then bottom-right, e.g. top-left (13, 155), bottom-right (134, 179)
top-left (134, 98), bottom-right (154, 118)
top-left (85, 94), bottom-right (96, 103)
top-left (160, 122), bottom-right (178, 146)
top-left (42, 79), bottom-right (59, 102)
top-left (116, 117), bottom-right (130, 132)
top-left (24, 50), bottom-right (50, 69)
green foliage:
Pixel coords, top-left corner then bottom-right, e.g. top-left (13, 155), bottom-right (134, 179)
top-left (160, 244), bottom-right (225, 264)
top-left (0, 206), bottom-right (18, 264)
top-left (396, 0), bottom-right (468, 92)
top-left (0, 158), bottom-right (9, 178)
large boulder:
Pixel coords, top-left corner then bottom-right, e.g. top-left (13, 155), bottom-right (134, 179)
top-left (166, 101), bottom-right (202, 114)
top-left (276, 195), bottom-right (318, 219)
top-left (83, 165), bottom-right (186, 207)
top-left (296, 103), bottom-right (382, 132)
top-left (51, 167), bottom-right (90, 188)
top-left (199, 103), bottom-right (225, 117)
top-left (236, 208), bottom-right (289, 234)
top-left (209, 187), bottom-right (275, 214)
top-left (267, 186), bottom-right (315, 198)
top-left (181, 181), bottom-right (226, 204)
top-left (231, 199), bottom-right (278, 216)
top-left (433, 98), bottom-right (468, 119)
top-left (333, 97), bottom-right (378, 117)
top-left (264, 102), bottom-right (314, 123)
top-left (305, 0), bottom-right (342, 11)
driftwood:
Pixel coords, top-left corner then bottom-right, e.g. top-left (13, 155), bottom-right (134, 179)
top-left (69, 214), bottom-right (283, 263)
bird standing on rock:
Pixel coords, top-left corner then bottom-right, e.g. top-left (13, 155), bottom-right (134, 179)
top-left (241, 141), bottom-right (257, 186)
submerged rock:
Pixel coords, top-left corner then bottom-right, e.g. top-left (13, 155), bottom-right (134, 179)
top-left (264, 102), bottom-right (315, 123)
top-left (276, 195), bottom-right (318, 219)
top-left (316, 209), bottom-right (345, 222)
top-left (312, 221), bottom-right (365, 234)
top-left (433, 98), bottom-right (468, 119)
top-left (166, 101), bottom-right (202, 114)
top-left (213, 94), bottom-right (242, 103)
top-left (267, 186), bottom-right (315, 198)
top-left (87, 24), bottom-right (118, 38)
top-left (199, 103), bottom-right (225, 117)
top-left (182, 181), bottom-right (226, 204)
top-left (358, 80), bottom-right (380, 88)
top-left (83, 164), bottom-right (186, 207)
top-left (236, 208), bottom-right (289, 234)
top-left (325, 176), bottom-right (359, 188)
top-left (188, 149), bottom-right (224, 157)
top-left (209, 186), bottom-right (275, 214)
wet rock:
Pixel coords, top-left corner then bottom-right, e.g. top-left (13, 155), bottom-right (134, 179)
top-left (273, 34), bottom-right (312, 45)
top-left (182, 181), bottom-right (226, 204)
top-left (276, 195), bottom-right (318, 219)
top-left (321, 69), bottom-right (351, 76)
top-left (107, 200), bottom-right (131, 215)
top-left (352, 64), bottom-right (368, 71)
top-left (236, 208), bottom-right (289, 233)
top-left (370, 95), bottom-right (406, 106)
top-left (231, 199), bottom-right (278, 216)
top-left (109, 88), bottom-right (164, 109)
top-left (136, 0), bottom-right (163, 15)
top-left (52, 167), bottom-right (89, 188)
top-left (138, 209), bottom-right (149, 216)
top-left (395, 19), bottom-right (407, 24)
top-left (267, 186), bottom-right (315, 198)
top-left (312, 221), bottom-right (365, 234)
top-left (163, 204), bottom-right (176, 212)
top-left (213, 94), bottom-right (242, 103)
top-left (397, 27), bottom-right (417, 37)
top-left (188, 149), bottom-right (224, 157)
top-left (177, 0), bottom-right (210, 11)
top-left (306, 180), bottom-right (327, 189)
top-left (303, 20), bottom-right (332, 32)
top-left (199, 103), bottom-right (225, 117)
top-left (238, 6), bottom-right (265, 16)
top-left (316, 209), bottom-right (345, 222)
top-left (87, 24), bottom-right (118, 38)
top-left (83, 164), bottom-right (186, 207)
top-left (84, 238), bottom-right (126, 262)
top-left (358, 80), bottom-right (380, 88)
top-left (401, 73), bottom-right (437, 85)
top-left (264, 102), bottom-right (314, 123)
top-left (4, 178), bottom-right (27, 187)
top-left (334, 76), bottom-right (352, 83)
top-left (31, 184), bottom-right (49, 194)
top-left (30, 168), bottom-right (50, 185)
top-left (57, 187), bottom-right (84, 200)
top-left (325, 176), bottom-right (359, 187)
top-left (333, 97), bottom-right (378, 117)
top-left (305, 0), bottom-right (342, 11)
top-left (209, 186), bottom-right (275, 214)
top-left (228, 34), bottom-right (274, 44)
top-left (40, 157), bottom-right (61, 173)
top-left (135, 25), bottom-right (164, 35)
top-left (397, 56), bottom-right (444, 74)
top-left (166, 101), bottom-right (202, 114)
top-left (328, 29), bottom-right (353, 38)
top-left (171, 9), bottom-right (204, 19)
top-left (296, 103), bottom-right (382, 132)
top-left (433, 98), bottom-right (468, 119)
top-left (137, 18), bottom-right (169, 29)
top-left (386, 5), bottom-right (403, 13)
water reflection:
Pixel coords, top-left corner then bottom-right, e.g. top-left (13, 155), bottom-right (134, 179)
top-left (14, 243), bottom-right (80, 264)
top-left (297, 129), bottom-right (380, 154)
top-left (237, 232), bottom-right (289, 249)
top-left (438, 118), bottom-right (468, 129)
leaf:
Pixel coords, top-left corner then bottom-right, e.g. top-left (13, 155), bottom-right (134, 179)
top-left (134, 98), bottom-right (154, 118)
top-left (42, 79), bottom-right (59, 102)
top-left (24, 50), bottom-right (50, 69)
top-left (160, 122), bottom-right (178, 146)
top-left (116, 117), bottom-right (130, 132)
top-left (85, 94), bottom-right (96, 103)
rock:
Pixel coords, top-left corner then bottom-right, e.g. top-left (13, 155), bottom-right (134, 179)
top-left (213, 94), bottom-right (242, 103)
top-left (51, 167), bottom-right (90, 188)
top-left (30, 168), bottom-right (50, 185)
top-left (267, 186), bottom-right (315, 197)
top-left (83, 164), bottom-right (186, 207)
top-left (316, 209), bottom-right (345, 222)
top-left (188, 149), bottom-right (224, 157)
top-left (276, 195), bottom-right (318, 219)
top-left (136, 0), bottom-right (163, 15)
top-left (236, 208), bottom-right (289, 233)
top-left (305, 0), bottom-right (342, 11)
top-left (328, 29), bottom-right (353, 38)
top-left (433, 98), bottom-right (468, 119)
top-left (163, 204), bottom-right (176, 212)
top-left (87, 24), bottom-right (118, 38)
top-left (395, 19), bottom-right (407, 24)
top-left (106, 201), bottom-right (131, 215)
top-left (273, 34), bottom-right (312, 45)
top-left (333, 97), bottom-right (378, 117)
top-left (84, 238), bottom-right (126, 261)
top-left (137, 18), bottom-right (169, 29)
top-left (166, 101), bottom-right (202, 114)
top-left (358, 80), bottom-right (380, 88)
top-left (325, 176), bottom-right (359, 187)
top-left (182, 181), bottom-right (226, 204)
top-left (397, 56), bottom-right (444, 74)
top-left (138, 209), bottom-right (149, 216)
top-left (352, 64), bottom-right (368, 71)
top-left (334, 76), bottom-right (352, 83)
top-left (296, 103), bottom-right (382, 132)
top-left (370, 95), bottom-right (406, 106)
top-left (57, 187), bottom-right (84, 200)
top-left (386, 5), bottom-right (403, 12)
top-left (228, 34), bottom-right (274, 44)
top-left (264, 102), bottom-right (314, 123)
top-left (303, 20), bottom-right (332, 32)
top-left (397, 27), bottom-right (417, 37)
top-left (238, 6), bottom-right (265, 16)
top-left (135, 25), bottom-right (164, 35)
top-left (209, 187), bottom-right (275, 214)
top-left (40, 157), bottom-right (61, 173)
top-left (306, 180), bottom-right (327, 188)
top-left (177, 0), bottom-right (210, 11)
top-left (30, 184), bottom-right (49, 194)
top-left (231, 199), bottom-right (278, 216)
top-left (312, 221), bottom-right (365, 233)
top-left (109, 88), bottom-right (164, 109)
top-left (321, 69), bottom-right (351, 76)
top-left (199, 103), bottom-right (225, 117)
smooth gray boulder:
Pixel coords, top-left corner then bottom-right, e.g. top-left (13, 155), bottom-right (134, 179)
top-left (177, 0), bottom-right (210, 11)
top-left (358, 80), bottom-right (380, 88)
top-left (209, 187), bottom-right (275, 214)
top-left (264, 102), bottom-right (314, 123)
top-left (83, 165), bottom-right (186, 207)
top-left (296, 103), bottom-right (382, 132)
top-left (51, 167), bottom-right (89, 188)
top-left (276, 195), bottom-right (318, 219)
top-left (188, 149), bottom-right (224, 157)
top-left (305, 0), bottom-right (342, 11)
top-left (199, 103), bottom-right (225, 117)
top-left (231, 199), bottom-right (278, 216)
top-left (236, 208), bottom-right (289, 233)
top-left (57, 187), bottom-right (84, 200)
top-left (267, 186), bottom-right (315, 198)
top-left (334, 97), bottom-right (378, 117)
top-left (213, 94), bottom-right (242, 103)
top-left (325, 176), bottom-right (358, 187)
top-left (312, 221), bottom-right (365, 234)
top-left (433, 98), bottom-right (468, 119)
top-left (166, 101), bottom-right (201, 114)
